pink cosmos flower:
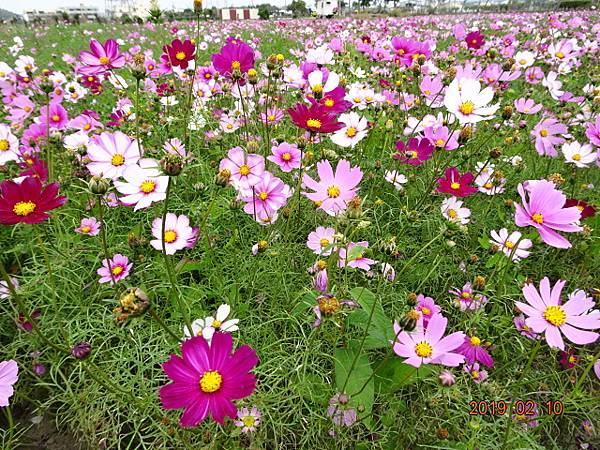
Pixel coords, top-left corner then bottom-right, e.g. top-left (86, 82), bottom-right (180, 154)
top-left (114, 159), bottom-right (169, 211)
top-left (514, 180), bottom-right (582, 249)
top-left (150, 213), bottom-right (198, 255)
top-left (39, 101), bottom-right (68, 130)
top-left (515, 277), bottom-right (600, 351)
top-left (86, 131), bottom-right (141, 180)
top-left (513, 314), bottom-right (540, 340)
top-left (0, 359), bottom-right (18, 407)
top-left (392, 313), bottom-right (466, 368)
top-left (211, 41), bottom-right (255, 78)
top-left (524, 66), bottom-right (544, 84)
top-left (234, 406), bottom-right (261, 433)
top-left (307, 226), bottom-right (336, 256)
top-left (514, 98), bottom-right (542, 115)
top-left (75, 217), bottom-right (100, 236)
top-left (456, 335), bottom-right (493, 367)
top-left (393, 137), bottom-right (434, 165)
top-left (79, 39), bottom-right (126, 76)
top-left (436, 167), bottom-right (478, 197)
top-left (267, 142), bottom-right (302, 173)
top-left (415, 294), bottom-right (441, 327)
top-left (302, 159), bottom-right (363, 216)
top-left (241, 171), bottom-right (291, 221)
top-left (531, 118), bottom-right (567, 157)
top-left (586, 116), bottom-right (600, 147)
top-left (338, 241), bottom-right (375, 271)
top-left (261, 108), bottom-right (284, 126)
top-left (219, 147), bottom-right (265, 189)
top-left (6, 95), bottom-right (35, 123)
top-left (424, 126), bottom-right (459, 151)
top-left (449, 283), bottom-right (488, 311)
top-left (97, 253), bottom-right (132, 284)
top-left (159, 333), bottom-right (258, 427)
top-left (464, 363), bottom-right (488, 384)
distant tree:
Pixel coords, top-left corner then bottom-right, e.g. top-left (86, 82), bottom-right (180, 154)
top-left (288, 0), bottom-right (308, 17)
top-left (258, 4), bottom-right (270, 19)
top-left (61, 11), bottom-right (70, 23)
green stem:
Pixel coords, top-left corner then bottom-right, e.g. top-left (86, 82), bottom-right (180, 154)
top-left (149, 308), bottom-right (180, 343)
top-left (97, 196), bottom-right (116, 285)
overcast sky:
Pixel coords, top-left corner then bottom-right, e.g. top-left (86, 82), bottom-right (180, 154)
top-left (6, 0), bottom-right (291, 14)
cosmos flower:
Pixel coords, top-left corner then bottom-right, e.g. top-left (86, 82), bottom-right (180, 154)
top-left (150, 213), bottom-right (198, 255)
top-left (79, 39), bottom-right (125, 75)
top-left (449, 283), bottom-right (488, 311)
top-left (241, 171), bottom-right (291, 221)
top-left (465, 30), bottom-right (484, 49)
top-left (163, 39), bottom-right (195, 70)
top-left (464, 363), bottom-right (488, 384)
top-left (414, 294), bottom-right (441, 327)
top-left (392, 313), bottom-right (466, 368)
top-left (514, 180), bottom-right (582, 249)
top-left (114, 159), bottom-right (169, 211)
top-left (211, 41), bottom-right (255, 78)
top-left (330, 112), bottom-right (368, 148)
top-left (326, 393), bottom-right (357, 428)
top-left (288, 102), bottom-right (343, 134)
top-left (436, 167), bottom-right (478, 197)
top-left (444, 78), bottom-right (499, 124)
top-left (531, 118), bottom-right (567, 157)
top-left (489, 229), bottom-right (532, 261)
top-left (235, 406), bottom-right (261, 433)
top-left (312, 294), bottom-right (357, 328)
top-left (184, 304), bottom-right (239, 343)
top-left (515, 277), bottom-right (600, 351)
top-left (0, 360), bottom-right (18, 407)
top-left (219, 147), bottom-right (265, 189)
top-left (75, 217), bottom-right (100, 236)
top-left (267, 142), bottom-right (302, 173)
top-left (97, 253), bottom-right (132, 284)
top-left (564, 199), bottom-right (596, 219)
top-left (39, 101), bottom-right (69, 130)
top-left (338, 241), bottom-right (375, 271)
top-left (585, 116), bottom-right (600, 147)
top-left (159, 333), bottom-right (258, 427)
top-left (0, 177), bottom-right (67, 225)
top-left (558, 348), bottom-right (578, 369)
top-left (513, 98), bottom-right (542, 115)
top-left (0, 277), bottom-right (18, 300)
top-left (86, 131), bottom-right (141, 180)
top-left (393, 137), bottom-right (434, 165)
top-left (302, 159), bottom-right (363, 216)
top-left (441, 196), bottom-right (471, 224)
top-left (384, 170), bottom-right (408, 190)
top-left (307, 70), bottom-right (340, 96)
top-left (513, 314), bottom-right (540, 340)
top-left (307, 226), bottom-right (336, 256)
top-left (456, 335), bottom-right (493, 367)
top-left (0, 124), bottom-right (19, 165)
top-left (561, 141), bottom-right (597, 168)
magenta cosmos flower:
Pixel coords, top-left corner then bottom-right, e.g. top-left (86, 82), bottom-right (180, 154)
top-left (436, 167), bottom-right (478, 197)
top-left (0, 177), bottom-right (66, 225)
top-left (302, 159), bottom-right (363, 215)
top-left (79, 39), bottom-right (126, 75)
top-left (515, 277), bottom-right (600, 351)
top-left (267, 142), bottom-right (302, 173)
top-left (163, 39), bottom-right (195, 70)
top-left (414, 294), bottom-right (441, 327)
top-left (465, 30), bottom-right (484, 50)
top-left (97, 253), bottom-right (132, 284)
top-left (456, 335), bottom-right (493, 367)
top-left (159, 332), bottom-right (258, 427)
top-left (241, 171), bottom-right (291, 219)
top-left (392, 313), bottom-right (465, 368)
top-left (0, 359), bottom-right (18, 407)
top-left (211, 41), bottom-right (255, 78)
top-left (585, 116), bottom-right (600, 147)
top-left (514, 180), bottom-right (582, 249)
top-left (287, 102), bottom-right (343, 134)
top-left (39, 101), bottom-right (69, 130)
top-left (393, 137), bottom-right (434, 165)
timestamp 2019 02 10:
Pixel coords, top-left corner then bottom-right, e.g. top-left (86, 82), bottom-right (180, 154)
top-left (468, 400), bottom-right (564, 416)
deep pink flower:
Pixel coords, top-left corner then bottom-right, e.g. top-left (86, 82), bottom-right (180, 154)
top-left (211, 41), bottom-right (255, 78)
top-left (163, 39), bottom-right (195, 70)
top-left (436, 167), bottom-right (478, 197)
top-left (393, 137), bottom-right (434, 165)
top-left (465, 31), bottom-right (484, 49)
top-left (456, 336), bottom-right (494, 368)
top-left (287, 102), bottom-right (343, 134)
top-left (159, 333), bottom-right (258, 427)
top-left (97, 253), bottom-right (132, 284)
top-left (0, 177), bottom-right (66, 225)
top-left (39, 102), bottom-right (69, 130)
top-left (219, 147), bottom-right (265, 189)
top-left (515, 277), bottom-right (600, 351)
top-left (415, 294), bottom-right (441, 327)
top-left (586, 116), bottom-right (600, 147)
top-left (241, 171), bottom-right (290, 219)
top-left (514, 180), bottom-right (582, 249)
top-left (267, 142), bottom-right (302, 172)
top-left (79, 39), bottom-right (125, 75)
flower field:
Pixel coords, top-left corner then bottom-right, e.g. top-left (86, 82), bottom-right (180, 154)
top-left (1, 8), bottom-right (600, 450)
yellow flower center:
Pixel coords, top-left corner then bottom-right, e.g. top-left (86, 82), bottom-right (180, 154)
top-left (306, 118), bottom-right (321, 129)
top-left (519, 59), bottom-right (527, 65)
top-left (555, 51), bottom-right (564, 59)
top-left (111, 154), bottom-right (125, 166)
top-left (99, 56), bottom-right (110, 64)
top-left (199, 370), bottom-right (222, 393)
top-left (346, 127), bottom-right (357, 138)
top-left (319, 238), bottom-right (330, 248)
top-left (24, 106), bottom-right (32, 112)
top-left (0, 140), bottom-right (9, 151)
top-left (406, 150), bottom-right (417, 159)
top-left (572, 153), bottom-right (581, 161)
top-left (450, 182), bottom-right (461, 190)
top-left (81, 225), bottom-right (91, 233)
top-left (505, 240), bottom-right (514, 249)
top-left (239, 164), bottom-right (251, 176)
top-left (316, 260), bottom-right (327, 270)
top-left (531, 213), bottom-right (544, 224)
top-left (470, 336), bottom-right (481, 346)
top-left (258, 191), bottom-right (269, 201)
top-left (267, 114), bottom-right (276, 122)
top-left (484, 182), bottom-right (493, 189)
top-left (13, 201), bottom-right (36, 216)
top-left (241, 415), bottom-right (255, 428)
top-left (324, 99), bottom-right (334, 107)
top-left (226, 123), bottom-right (233, 129)
top-left (164, 230), bottom-right (177, 243)
top-left (140, 180), bottom-right (156, 193)
top-left (420, 306), bottom-right (431, 315)
top-left (281, 152), bottom-right (291, 161)
top-left (211, 319), bottom-right (222, 328)
top-left (435, 138), bottom-right (444, 147)
top-left (447, 208), bottom-right (457, 218)
top-left (544, 305), bottom-right (566, 326)
top-left (459, 101), bottom-right (475, 115)
top-left (353, 97), bottom-right (362, 103)
top-left (175, 51), bottom-right (186, 61)
top-left (111, 265), bottom-right (124, 276)
top-left (312, 83), bottom-right (323, 93)
top-left (471, 370), bottom-right (480, 379)
top-left (51, 114), bottom-right (61, 122)
top-left (318, 296), bottom-right (340, 314)
top-left (231, 60), bottom-right (241, 70)
top-left (461, 291), bottom-right (471, 299)
top-left (539, 129), bottom-right (548, 137)
top-left (415, 341), bottom-right (433, 358)
top-left (327, 186), bottom-right (341, 198)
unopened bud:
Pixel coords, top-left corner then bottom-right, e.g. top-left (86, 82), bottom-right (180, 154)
top-left (88, 176), bottom-right (110, 195)
top-left (161, 154), bottom-right (183, 176)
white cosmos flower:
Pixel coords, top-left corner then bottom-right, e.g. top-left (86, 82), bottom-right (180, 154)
top-left (443, 78), bottom-right (499, 124)
top-left (441, 196), bottom-right (471, 224)
top-left (306, 45), bottom-right (335, 65)
top-left (384, 170), bottom-right (408, 190)
top-left (542, 71), bottom-right (564, 100)
top-left (562, 141), bottom-right (597, 168)
top-left (307, 70), bottom-right (340, 95)
top-left (330, 112), bottom-right (368, 148)
top-left (514, 51), bottom-right (536, 69)
top-left (489, 229), bottom-right (532, 262)
top-left (184, 304), bottom-right (239, 343)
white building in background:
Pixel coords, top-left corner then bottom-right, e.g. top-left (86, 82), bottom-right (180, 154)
top-left (107, 0), bottom-right (155, 18)
top-left (220, 8), bottom-right (259, 20)
top-left (23, 4), bottom-right (100, 21)
top-left (315, 0), bottom-right (339, 17)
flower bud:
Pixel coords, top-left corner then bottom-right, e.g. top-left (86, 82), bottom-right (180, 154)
top-left (439, 370), bottom-right (456, 386)
top-left (458, 125), bottom-right (473, 144)
top-left (71, 342), bottom-right (92, 359)
top-left (398, 310), bottom-right (418, 332)
top-left (501, 105), bottom-right (513, 120)
top-left (193, 0), bottom-right (202, 13)
top-left (113, 287), bottom-right (150, 322)
top-left (161, 154), bottom-right (183, 176)
top-left (88, 176), bottom-right (110, 195)
top-left (215, 168), bottom-right (231, 187)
